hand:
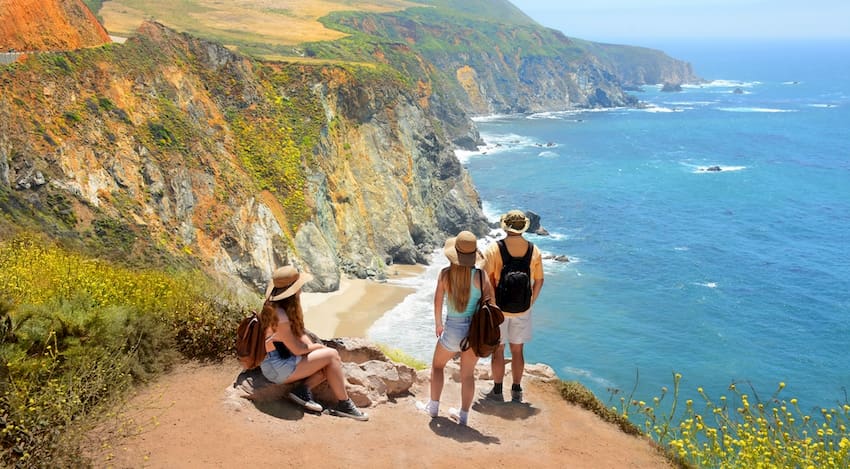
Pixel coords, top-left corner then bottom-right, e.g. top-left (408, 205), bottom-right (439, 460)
top-left (435, 323), bottom-right (444, 337)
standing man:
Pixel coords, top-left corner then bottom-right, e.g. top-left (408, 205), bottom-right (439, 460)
top-left (482, 210), bottom-right (545, 403)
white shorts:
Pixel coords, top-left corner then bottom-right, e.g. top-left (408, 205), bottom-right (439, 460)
top-left (500, 312), bottom-right (532, 345)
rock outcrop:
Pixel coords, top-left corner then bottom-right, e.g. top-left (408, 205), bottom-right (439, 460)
top-left (0, 0), bottom-right (110, 51)
top-left (226, 336), bottom-right (558, 410)
top-left (0, 22), bottom-right (489, 296)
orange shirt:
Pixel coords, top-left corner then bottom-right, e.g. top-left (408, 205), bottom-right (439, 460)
top-left (481, 237), bottom-right (544, 313)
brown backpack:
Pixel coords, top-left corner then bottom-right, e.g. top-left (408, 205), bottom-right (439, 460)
top-left (460, 270), bottom-right (505, 358)
top-left (236, 312), bottom-right (266, 370)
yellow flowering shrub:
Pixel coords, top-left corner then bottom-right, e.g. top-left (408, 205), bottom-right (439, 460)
top-left (613, 372), bottom-right (850, 468)
top-left (0, 235), bottom-right (246, 467)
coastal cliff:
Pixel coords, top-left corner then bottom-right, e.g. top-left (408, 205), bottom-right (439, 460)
top-left (0, 0), bottom-right (699, 296)
top-left (0, 22), bottom-right (488, 295)
top-left (307, 1), bottom-right (700, 116)
top-left (0, 0), bottom-right (110, 51)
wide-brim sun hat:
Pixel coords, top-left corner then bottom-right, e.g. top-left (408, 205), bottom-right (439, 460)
top-left (444, 230), bottom-right (481, 267)
top-left (500, 209), bottom-right (530, 234)
top-left (265, 265), bottom-right (314, 301)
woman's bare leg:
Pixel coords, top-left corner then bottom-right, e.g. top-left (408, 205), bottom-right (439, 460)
top-left (459, 348), bottom-right (479, 412)
top-left (285, 348), bottom-right (348, 400)
top-left (429, 342), bottom-right (455, 403)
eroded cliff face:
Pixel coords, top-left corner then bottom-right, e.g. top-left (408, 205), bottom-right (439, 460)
top-left (0, 22), bottom-right (488, 295)
top-left (0, 0), bottom-right (110, 51)
top-left (323, 12), bottom-right (700, 116)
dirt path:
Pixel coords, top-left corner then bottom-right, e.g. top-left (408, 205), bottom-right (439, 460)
top-left (84, 361), bottom-right (673, 468)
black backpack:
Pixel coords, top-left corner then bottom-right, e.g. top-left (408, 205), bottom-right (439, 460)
top-left (495, 239), bottom-right (534, 313)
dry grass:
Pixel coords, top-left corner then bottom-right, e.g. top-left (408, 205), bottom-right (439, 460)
top-left (99, 0), bottom-right (424, 50)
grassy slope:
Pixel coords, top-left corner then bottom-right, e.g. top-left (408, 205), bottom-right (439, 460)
top-left (97, 0), bottom-right (424, 56)
top-left (95, 0), bottom-right (546, 60)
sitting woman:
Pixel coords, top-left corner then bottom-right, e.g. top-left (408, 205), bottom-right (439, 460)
top-left (259, 265), bottom-right (368, 421)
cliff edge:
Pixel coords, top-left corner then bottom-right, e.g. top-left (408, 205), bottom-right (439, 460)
top-left (0, 0), bottom-right (110, 51)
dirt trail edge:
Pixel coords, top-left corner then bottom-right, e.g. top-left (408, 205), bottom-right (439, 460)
top-left (84, 361), bottom-right (673, 468)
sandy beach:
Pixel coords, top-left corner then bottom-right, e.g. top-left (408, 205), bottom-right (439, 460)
top-left (300, 264), bottom-right (424, 338)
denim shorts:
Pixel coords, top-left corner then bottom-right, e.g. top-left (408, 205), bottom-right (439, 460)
top-left (439, 315), bottom-right (472, 353)
top-left (260, 349), bottom-right (302, 384)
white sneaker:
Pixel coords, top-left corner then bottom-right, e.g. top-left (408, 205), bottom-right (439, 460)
top-left (415, 400), bottom-right (439, 417)
top-left (448, 407), bottom-right (468, 426)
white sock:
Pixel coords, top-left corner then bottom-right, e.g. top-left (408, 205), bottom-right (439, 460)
top-left (425, 400), bottom-right (439, 417)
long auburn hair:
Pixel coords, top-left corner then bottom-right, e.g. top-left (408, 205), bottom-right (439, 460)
top-left (259, 295), bottom-right (305, 338)
top-left (443, 263), bottom-right (473, 312)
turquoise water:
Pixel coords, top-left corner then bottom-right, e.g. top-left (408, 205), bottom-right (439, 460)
top-left (371, 40), bottom-right (850, 412)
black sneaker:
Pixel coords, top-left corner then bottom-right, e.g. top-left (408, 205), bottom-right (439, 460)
top-left (482, 387), bottom-right (504, 402)
top-left (288, 385), bottom-right (323, 413)
top-left (329, 398), bottom-right (369, 421)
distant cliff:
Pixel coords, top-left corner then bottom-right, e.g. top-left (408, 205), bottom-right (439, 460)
top-left (304, 2), bottom-right (700, 119)
top-left (0, 22), bottom-right (488, 295)
top-left (0, 0), bottom-right (110, 51)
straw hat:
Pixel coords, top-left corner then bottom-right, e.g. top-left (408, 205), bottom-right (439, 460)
top-left (500, 210), bottom-right (530, 234)
top-left (264, 265), bottom-right (313, 301)
top-left (443, 231), bottom-right (481, 267)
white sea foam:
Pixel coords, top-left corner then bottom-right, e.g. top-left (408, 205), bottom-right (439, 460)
top-left (637, 104), bottom-right (683, 113)
top-left (665, 101), bottom-right (715, 106)
top-left (691, 165), bottom-right (747, 173)
top-left (481, 200), bottom-right (503, 222)
top-left (471, 113), bottom-right (522, 122)
top-left (674, 246), bottom-right (690, 251)
top-left (716, 107), bottom-right (795, 113)
top-left (695, 282), bottom-right (718, 289)
top-left (808, 103), bottom-right (838, 108)
top-left (538, 150), bottom-right (559, 158)
top-left (527, 108), bottom-right (618, 120)
top-left (561, 366), bottom-right (617, 389)
top-left (454, 132), bottom-right (538, 163)
top-left (684, 79), bottom-right (760, 89)
top-left (368, 253), bottom-right (445, 362)
top-left (782, 81), bottom-right (803, 85)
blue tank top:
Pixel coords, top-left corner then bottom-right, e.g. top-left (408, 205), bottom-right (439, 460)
top-left (446, 268), bottom-right (482, 318)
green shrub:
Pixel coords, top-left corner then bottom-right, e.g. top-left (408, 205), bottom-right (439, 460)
top-left (0, 235), bottom-right (247, 466)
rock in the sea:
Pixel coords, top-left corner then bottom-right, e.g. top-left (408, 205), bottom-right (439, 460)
top-left (525, 210), bottom-right (549, 236)
top-left (660, 82), bottom-right (683, 92)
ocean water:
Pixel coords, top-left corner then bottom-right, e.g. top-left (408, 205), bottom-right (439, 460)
top-left (370, 40), bottom-right (850, 413)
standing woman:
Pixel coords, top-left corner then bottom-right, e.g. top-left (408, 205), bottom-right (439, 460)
top-left (259, 265), bottom-right (368, 421)
top-left (420, 231), bottom-right (493, 426)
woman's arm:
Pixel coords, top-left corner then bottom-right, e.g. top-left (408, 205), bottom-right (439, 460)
top-left (271, 319), bottom-right (317, 356)
top-left (433, 269), bottom-right (447, 337)
top-left (480, 269), bottom-right (495, 301)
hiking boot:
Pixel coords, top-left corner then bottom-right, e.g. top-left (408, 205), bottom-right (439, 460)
top-left (511, 387), bottom-right (523, 403)
top-left (330, 398), bottom-right (369, 421)
top-left (482, 387), bottom-right (504, 402)
top-left (288, 385), bottom-right (323, 413)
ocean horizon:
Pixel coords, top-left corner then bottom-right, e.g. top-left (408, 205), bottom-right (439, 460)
top-left (370, 39), bottom-right (850, 414)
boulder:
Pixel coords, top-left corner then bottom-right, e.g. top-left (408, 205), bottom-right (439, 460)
top-left (228, 337), bottom-right (416, 410)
